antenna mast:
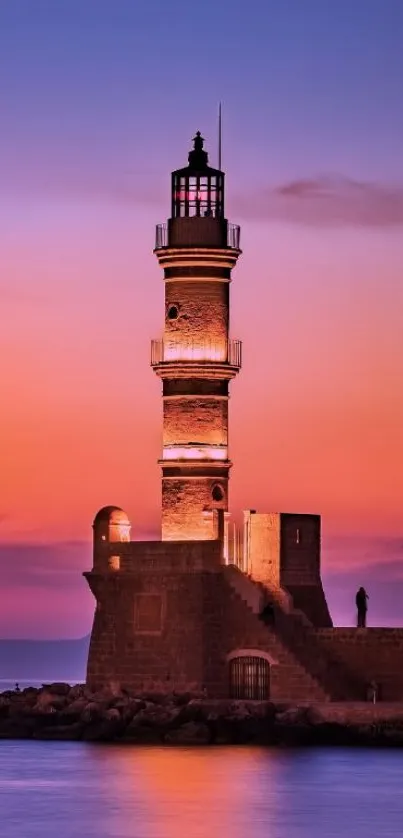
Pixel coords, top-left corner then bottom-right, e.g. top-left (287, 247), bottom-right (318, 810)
top-left (218, 102), bottom-right (222, 170)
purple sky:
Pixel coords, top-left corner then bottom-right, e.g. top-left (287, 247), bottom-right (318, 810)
top-left (1, 0), bottom-right (402, 637)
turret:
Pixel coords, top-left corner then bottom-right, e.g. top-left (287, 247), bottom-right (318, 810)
top-left (92, 506), bottom-right (131, 570)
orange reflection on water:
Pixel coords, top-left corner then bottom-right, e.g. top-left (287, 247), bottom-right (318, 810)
top-left (99, 745), bottom-right (281, 838)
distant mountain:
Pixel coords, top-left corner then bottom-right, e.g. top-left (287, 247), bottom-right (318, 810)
top-left (0, 636), bottom-right (90, 682)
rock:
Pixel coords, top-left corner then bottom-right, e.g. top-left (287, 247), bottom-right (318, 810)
top-left (131, 704), bottom-right (181, 728)
top-left (2, 687), bottom-right (403, 748)
top-left (121, 724), bottom-right (163, 744)
top-left (112, 698), bottom-right (146, 721)
top-left (64, 697), bottom-right (88, 716)
top-left (34, 723), bottom-right (83, 741)
top-left (80, 702), bottom-right (101, 723)
top-left (104, 708), bottom-right (120, 721)
top-left (32, 691), bottom-right (68, 713)
top-left (140, 691), bottom-right (171, 705)
top-left (275, 706), bottom-right (309, 725)
top-left (42, 682), bottom-right (71, 696)
top-left (68, 684), bottom-right (86, 700)
top-left (81, 716), bottom-right (124, 742)
top-left (0, 718), bottom-right (35, 739)
top-left (22, 687), bottom-right (39, 698)
top-left (0, 697), bottom-right (11, 719)
top-left (165, 722), bottom-right (211, 745)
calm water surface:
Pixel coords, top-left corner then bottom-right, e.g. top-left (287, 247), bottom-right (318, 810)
top-left (1, 742), bottom-right (402, 838)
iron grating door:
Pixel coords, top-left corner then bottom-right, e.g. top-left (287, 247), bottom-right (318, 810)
top-left (229, 656), bottom-right (270, 700)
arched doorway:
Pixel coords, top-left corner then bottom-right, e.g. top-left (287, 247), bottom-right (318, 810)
top-left (229, 655), bottom-right (270, 700)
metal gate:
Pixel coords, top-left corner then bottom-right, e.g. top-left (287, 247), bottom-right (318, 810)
top-left (229, 656), bottom-right (270, 700)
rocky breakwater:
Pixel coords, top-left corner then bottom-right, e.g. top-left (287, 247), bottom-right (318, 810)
top-left (1, 684), bottom-right (403, 746)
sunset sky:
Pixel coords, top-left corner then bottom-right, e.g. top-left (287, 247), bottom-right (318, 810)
top-left (1, 0), bottom-right (402, 637)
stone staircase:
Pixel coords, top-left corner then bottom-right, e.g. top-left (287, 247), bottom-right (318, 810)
top-left (224, 565), bottom-right (367, 701)
top-left (222, 566), bottom-right (331, 702)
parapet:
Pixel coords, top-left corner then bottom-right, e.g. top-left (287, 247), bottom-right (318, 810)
top-left (90, 537), bottom-right (222, 574)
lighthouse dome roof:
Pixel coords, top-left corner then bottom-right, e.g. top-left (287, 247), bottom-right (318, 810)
top-left (93, 506), bottom-right (130, 526)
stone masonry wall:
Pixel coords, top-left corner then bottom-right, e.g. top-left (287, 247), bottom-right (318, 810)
top-left (92, 538), bottom-right (222, 574)
top-left (164, 280), bottom-right (229, 346)
top-left (163, 398), bottom-right (228, 446)
top-left (86, 571), bottom-right (206, 694)
top-left (246, 512), bottom-right (281, 586)
top-left (317, 628), bottom-right (403, 701)
top-left (280, 513), bottom-right (321, 587)
top-left (85, 564), bottom-right (331, 702)
top-left (162, 478), bottom-right (227, 541)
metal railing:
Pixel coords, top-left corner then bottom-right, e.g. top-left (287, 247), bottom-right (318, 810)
top-left (155, 221), bottom-right (241, 250)
top-left (155, 222), bottom-right (168, 249)
top-left (151, 338), bottom-right (242, 368)
top-left (227, 222), bottom-right (241, 249)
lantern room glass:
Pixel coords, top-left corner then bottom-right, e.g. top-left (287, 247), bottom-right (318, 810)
top-left (171, 172), bottom-right (224, 219)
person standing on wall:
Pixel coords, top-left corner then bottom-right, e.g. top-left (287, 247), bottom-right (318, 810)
top-left (356, 586), bottom-right (369, 628)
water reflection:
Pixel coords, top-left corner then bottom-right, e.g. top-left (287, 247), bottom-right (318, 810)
top-left (1, 742), bottom-right (403, 838)
top-left (103, 746), bottom-right (282, 838)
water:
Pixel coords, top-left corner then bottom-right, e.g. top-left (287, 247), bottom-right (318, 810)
top-left (1, 742), bottom-right (402, 838)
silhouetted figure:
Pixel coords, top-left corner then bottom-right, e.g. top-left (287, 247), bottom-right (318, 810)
top-left (356, 586), bottom-right (369, 627)
top-left (15, 682), bottom-right (20, 692)
top-left (260, 601), bottom-right (275, 626)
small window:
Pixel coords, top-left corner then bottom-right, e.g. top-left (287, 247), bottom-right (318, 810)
top-left (108, 555), bottom-right (120, 571)
top-left (211, 484), bottom-right (224, 502)
top-left (229, 656), bottom-right (270, 700)
top-left (167, 304), bottom-right (179, 320)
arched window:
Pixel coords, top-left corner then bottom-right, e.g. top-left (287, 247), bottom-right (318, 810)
top-left (229, 655), bottom-right (270, 700)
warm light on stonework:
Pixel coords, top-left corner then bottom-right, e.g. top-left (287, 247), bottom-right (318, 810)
top-left (164, 341), bottom-right (227, 363)
top-left (108, 555), bottom-right (121, 571)
top-left (109, 523), bottom-right (131, 542)
top-left (163, 444), bottom-right (228, 461)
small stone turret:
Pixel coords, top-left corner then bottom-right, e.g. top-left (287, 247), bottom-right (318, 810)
top-left (92, 506), bottom-right (131, 571)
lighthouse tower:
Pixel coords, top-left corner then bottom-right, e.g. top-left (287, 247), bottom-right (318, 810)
top-left (152, 132), bottom-right (242, 541)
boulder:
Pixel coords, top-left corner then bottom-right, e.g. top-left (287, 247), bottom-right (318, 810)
top-left (112, 697), bottom-right (146, 721)
top-left (131, 703), bottom-right (181, 728)
top-left (68, 684), bottom-right (86, 700)
top-left (42, 682), bottom-right (71, 696)
top-left (165, 722), bottom-right (211, 745)
top-left (121, 724), bottom-right (163, 744)
top-left (34, 722), bottom-right (83, 741)
top-left (32, 691), bottom-right (67, 713)
top-left (81, 716), bottom-right (124, 742)
top-left (0, 696), bottom-right (11, 719)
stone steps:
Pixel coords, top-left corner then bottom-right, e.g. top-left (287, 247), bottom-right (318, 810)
top-left (223, 566), bottom-right (366, 701)
top-left (221, 569), bottom-right (331, 702)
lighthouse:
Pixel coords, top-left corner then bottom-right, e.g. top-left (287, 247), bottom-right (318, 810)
top-left (151, 131), bottom-right (242, 541)
top-left (85, 131), bottom-right (336, 702)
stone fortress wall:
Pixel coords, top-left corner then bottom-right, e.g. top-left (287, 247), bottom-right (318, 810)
top-left (85, 506), bottom-right (403, 702)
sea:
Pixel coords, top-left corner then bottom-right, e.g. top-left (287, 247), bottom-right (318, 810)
top-left (1, 742), bottom-right (403, 838)
top-left (1, 679), bottom-right (403, 837)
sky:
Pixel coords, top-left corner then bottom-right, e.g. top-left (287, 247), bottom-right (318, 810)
top-left (0, 0), bottom-right (402, 637)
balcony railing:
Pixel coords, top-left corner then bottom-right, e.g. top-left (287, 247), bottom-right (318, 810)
top-left (227, 222), bottom-right (241, 249)
top-left (155, 222), bottom-right (168, 249)
top-left (151, 338), bottom-right (242, 368)
top-left (155, 221), bottom-right (240, 250)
